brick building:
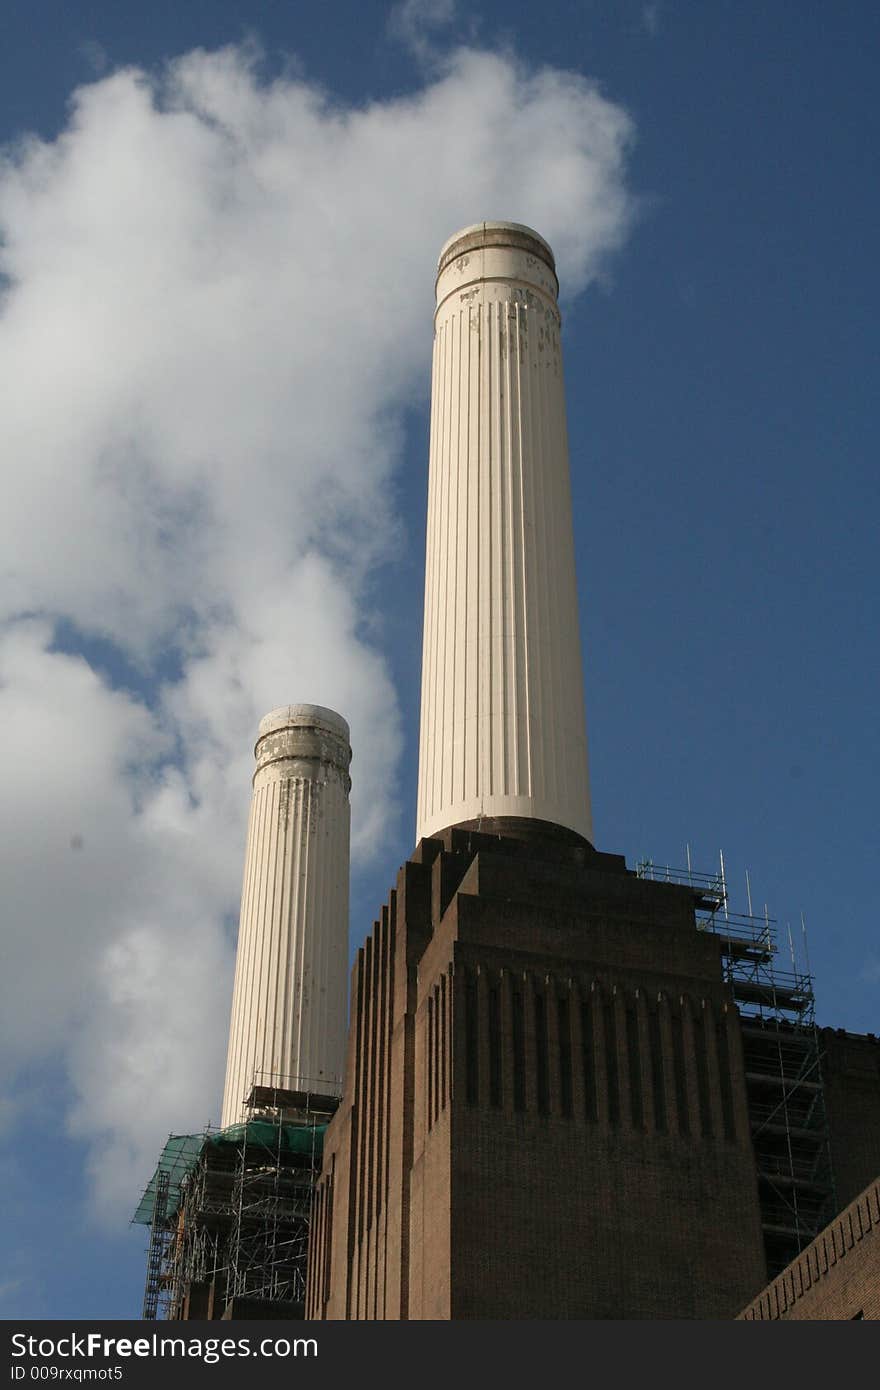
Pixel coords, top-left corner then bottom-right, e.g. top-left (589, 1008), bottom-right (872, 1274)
top-left (307, 826), bottom-right (768, 1320)
top-left (820, 1031), bottom-right (880, 1208)
top-left (738, 1178), bottom-right (880, 1320)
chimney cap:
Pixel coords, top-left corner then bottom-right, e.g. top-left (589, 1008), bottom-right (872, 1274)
top-left (437, 221), bottom-right (557, 283)
top-left (257, 704), bottom-right (350, 743)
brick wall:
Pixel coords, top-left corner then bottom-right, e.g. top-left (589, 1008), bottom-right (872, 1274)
top-left (738, 1178), bottom-right (880, 1319)
top-left (821, 1030), bottom-right (880, 1209)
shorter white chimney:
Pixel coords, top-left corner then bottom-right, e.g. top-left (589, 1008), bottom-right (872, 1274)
top-left (221, 704), bottom-right (351, 1127)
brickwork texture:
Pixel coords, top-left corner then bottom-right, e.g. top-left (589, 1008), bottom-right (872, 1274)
top-left (738, 1178), bottom-right (880, 1319)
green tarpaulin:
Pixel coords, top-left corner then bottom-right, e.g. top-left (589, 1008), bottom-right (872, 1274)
top-left (132, 1120), bottom-right (326, 1226)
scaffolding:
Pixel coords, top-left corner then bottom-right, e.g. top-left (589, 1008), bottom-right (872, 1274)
top-left (227, 1115), bottom-right (318, 1307)
top-left (141, 1168), bottom-right (170, 1320)
top-left (637, 855), bottom-right (836, 1278)
top-left (134, 1083), bottom-right (337, 1320)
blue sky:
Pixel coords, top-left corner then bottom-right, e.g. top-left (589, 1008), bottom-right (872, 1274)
top-left (1, 1), bottom-right (877, 1319)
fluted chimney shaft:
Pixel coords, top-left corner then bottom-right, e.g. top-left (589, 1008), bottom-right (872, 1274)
top-left (221, 704), bottom-right (351, 1126)
top-left (416, 222), bottom-right (592, 845)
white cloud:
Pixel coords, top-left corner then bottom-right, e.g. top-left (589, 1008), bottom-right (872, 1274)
top-left (0, 42), bottom-right (634, 1220)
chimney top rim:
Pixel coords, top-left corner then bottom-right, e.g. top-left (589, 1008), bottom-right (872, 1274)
top-left (257, 704), bottom-right (350, 744)
top-left (437, 221), bottom-right (557, 283)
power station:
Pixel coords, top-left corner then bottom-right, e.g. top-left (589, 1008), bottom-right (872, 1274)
top-left (135, 222), bottom-right (880, 1320)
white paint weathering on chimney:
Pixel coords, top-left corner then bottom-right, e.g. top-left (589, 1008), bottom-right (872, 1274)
top-left (416, 221), bottom-right (593, 844)
top-left (220, 704), bottom-right (351, 1127)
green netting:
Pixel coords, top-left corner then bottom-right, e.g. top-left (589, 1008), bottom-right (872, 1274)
top-left (205, 1120), bottom-right (327, 1156)
top-left (132, 1121), bottom-right (327, 1226)
top-left (132, 1132), bottom-right (205, 1226)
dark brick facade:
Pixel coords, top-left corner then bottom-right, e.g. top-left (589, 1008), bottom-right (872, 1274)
top-left (820, 1030), bottom-right (880, 1210)
top-left (738, 1177), bottom-right (880, 1319)
top-left (307, 827), bottom-right (768, 1319)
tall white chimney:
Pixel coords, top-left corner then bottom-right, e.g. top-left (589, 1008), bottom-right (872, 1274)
top-left (221, 704), bottom-right (351, 1127)
top-left (416, 221), bottom-right (593, 845)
